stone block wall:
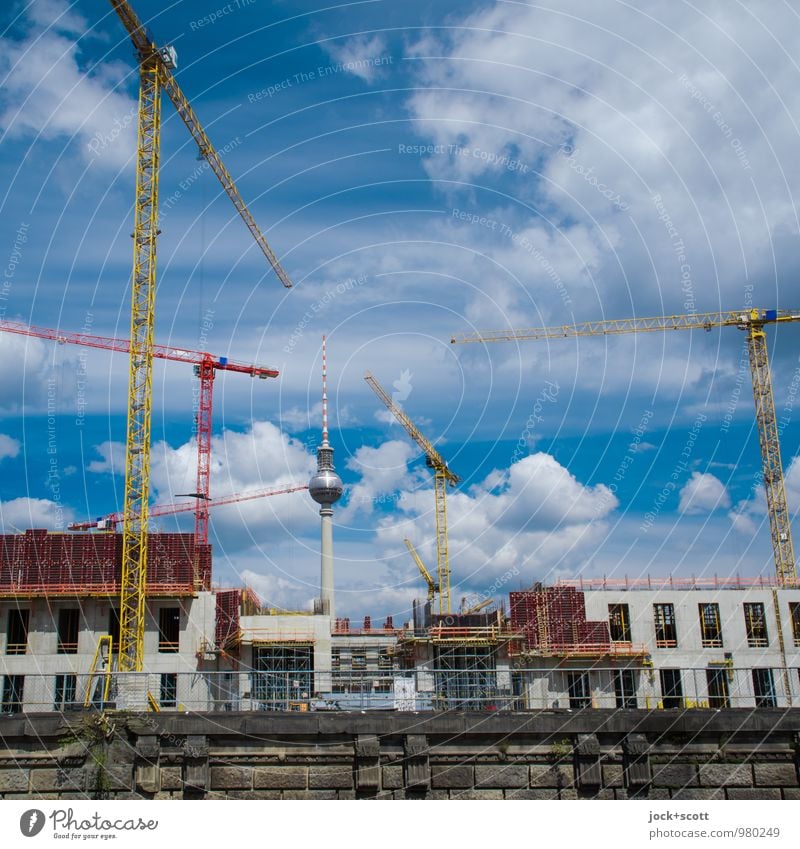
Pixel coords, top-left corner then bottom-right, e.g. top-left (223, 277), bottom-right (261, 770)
top-left (0, 710), bottom-right (798, 800)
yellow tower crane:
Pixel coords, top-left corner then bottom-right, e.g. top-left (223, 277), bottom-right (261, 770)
top-left (364, 372), bottom-right (460, 612)
top-left (404, 538), bottom-right (438, 604)
top-left (462, 598), bottom-right (494, 614)
top-left (452, 308), bottom-right (800, 585)
top-left (109, 0), bottom-right (292, 676)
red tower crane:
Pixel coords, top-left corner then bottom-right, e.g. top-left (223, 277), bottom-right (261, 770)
top-left (0, 318), bottom-right (278, 545)
top-left (67, 483), bottom-right (309, 532)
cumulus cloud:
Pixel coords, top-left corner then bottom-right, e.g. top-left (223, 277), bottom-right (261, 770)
top-left (0, 496), bottom-right (73, 531)
top-left (323, 34), bottom-right (391, 83)
top-left (340, 439), bottom-right (418, 521)
top-left (87, 440), bottom-right (122, 476)
top-left (84, 428), bottom-right (615, 614)
top-left (373, 449), bottom-right (618, 587)
top-left (239, 569), bottom-right (313, 612)
top-left (87, 420), bottom-right (317, 542)
top-left (678, 471), bottom-right (731, 514)
top-left (0, 333), bottom-right (62, 413)
top-left (0, 0), bottom-right (137, 169)
top-left (405, 1), bottom-right (800, 326)
top-left (729, 455), bottom-right (800, 536)
top-left (474, 452), bottom-right (618, 529)
top-left (0, 434), bottom-right (21, 461)
top-left (279, 401), bottom-right (324, 431)
top-left (279, 400), bottom-right (358, 432)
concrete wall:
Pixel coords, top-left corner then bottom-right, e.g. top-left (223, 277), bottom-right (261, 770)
top-left (239, 613), bottom-right (332, 670)
top-left (0, 710), bottom-right (798, 800)
top-left (577, 587), bottom-right (800, 707)
top-left (4, 587), bottom-right (800, 712)
top-left (0, 594), bottom-right (217, 711)
top-left (582, 587), bottom-right (800, 666)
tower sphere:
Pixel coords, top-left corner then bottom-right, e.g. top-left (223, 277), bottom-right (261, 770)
top-left (309, 468), bottom-right (343, 505)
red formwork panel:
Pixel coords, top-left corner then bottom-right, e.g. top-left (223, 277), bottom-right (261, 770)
top-left (509, 591), bottom-right (537, 628)
top-left (215, 589), bottom-right (241, 650)
top-left (509, 586), bottom-right (609, 649)
top-left (510, 587), bottom-right (586, 628)
top-left (577, 620), bottom-right (611, 643)
top-left (0, 529), bottom-right (210, 596)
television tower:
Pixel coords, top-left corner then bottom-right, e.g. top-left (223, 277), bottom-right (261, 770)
top-left (308, 336), bottom-right (343, 619)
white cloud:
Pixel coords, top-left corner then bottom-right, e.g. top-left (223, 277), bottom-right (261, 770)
top-left (0, 434), bottom-right (21, 461)
top-left (278, 400), bottom-right (358, 432)
top-left (323, 34), bottom-right (391, 83)
top-left (27, 0), bottom-right (85, 32)
top-left (373, 449), bottom-right (618, 587)
top-left (239, 569), bottom-right (312, 612)
top-left (0, 332), bottom-right (60, 412)
top-left (279, 401), bottom-right (323, 431)
top-left (476, 452), bottom-right (618, 529)
top-left (340, 439), bottom-right (418, 521)
top-left (87, 420), bottom-right (317, 542)
top-left (405, 1), bottom-right (800, 324)
top-left (229, 437), bottom-right (617, 613)
top-left (87, 440), bottom-right (122, 476)
top-left (0, 0), bottom-right (137, 169)
top-left (678, 471), bottom-right (731, 514)
top-left (0, 496), bottom-right (73, 531)
top-left (728, 455), bottom-right (800, 536)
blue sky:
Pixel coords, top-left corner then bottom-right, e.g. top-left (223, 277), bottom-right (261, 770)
top-left (1, 0), bottom-right (800, 619)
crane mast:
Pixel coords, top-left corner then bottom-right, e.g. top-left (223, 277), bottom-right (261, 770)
top-left (108, 0), bottom-right (292, 676)
top-left (452, 307), bottom-right (800, 584)
top-left (120, 42), bottom-right (161, 673)
top-left (365, 372), bottom-right (460, 612)
top-left (746, 325), bottom-right (795, 583)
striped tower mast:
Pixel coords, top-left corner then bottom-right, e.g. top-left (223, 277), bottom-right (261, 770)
top-left (308, 336), bottom-right (343, 621)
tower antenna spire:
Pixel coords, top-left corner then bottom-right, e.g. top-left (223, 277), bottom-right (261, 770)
top-left (322, 334), bottom-right (329, 445)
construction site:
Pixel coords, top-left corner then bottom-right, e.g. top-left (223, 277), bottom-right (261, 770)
top-left (1, 0), bottom-right (800, 803)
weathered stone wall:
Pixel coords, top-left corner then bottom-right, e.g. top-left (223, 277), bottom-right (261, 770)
top-left (1, 710), bottom-right (799, 800)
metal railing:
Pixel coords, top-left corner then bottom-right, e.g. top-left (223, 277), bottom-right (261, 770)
top-left (2, 666), bottom-right (799, 714)
top-left (558, 575), bottom-right (799, 590)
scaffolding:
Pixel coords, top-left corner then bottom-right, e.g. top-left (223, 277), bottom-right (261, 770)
top-left (510, 641), bottom-right (650, 659)
top-left (557, 574), bottom-right (798, 590)
top-left (433, 644), bottom-right (498, 710)
top-left (250, 643), bottom-right (315, 711)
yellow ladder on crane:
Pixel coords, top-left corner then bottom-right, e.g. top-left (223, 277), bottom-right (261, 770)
top-left (84, 636), bottom-right (114, 709)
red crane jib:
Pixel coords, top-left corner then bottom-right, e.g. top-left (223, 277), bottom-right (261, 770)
top-left (0, 318), bottom-right (280, 547)
top-left (0, 318), bottom-right (279, 378)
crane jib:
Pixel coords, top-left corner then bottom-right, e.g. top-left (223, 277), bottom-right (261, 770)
top-left (448, 307), bottom-right (798, 585)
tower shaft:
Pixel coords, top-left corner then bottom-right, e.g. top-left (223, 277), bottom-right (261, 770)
top-left (320, 507), bottom-right (335, 620)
